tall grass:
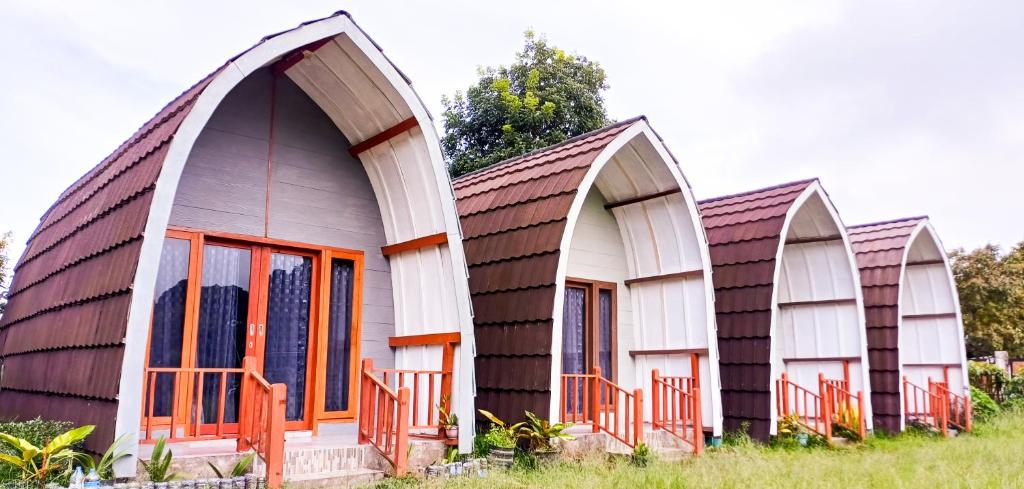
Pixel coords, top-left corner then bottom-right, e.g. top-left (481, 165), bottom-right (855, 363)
top-left (396, 410), bottom-right (1024, 489)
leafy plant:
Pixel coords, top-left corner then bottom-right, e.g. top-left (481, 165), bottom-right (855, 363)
top-left (833, 402), bottom-right (863, 440)
top-left (478, 410), bottom-right (524, 449)
top-left (0, 418), bottom-right (74, 483)
top-left (442, 447), bottom-right (461, 465)
top-left (630, 443), bottom-right (652, 467)
top-left (520, 411), bottom-right (573, 452)
top-left (776, 414), bottom-right (806, 438)
top-left (208, 452), bottom-right (254, 479)
top-left (0, 425), bottom-right (94, 488)
top-left (96, 433), bottom-right (132, 480)
top-left (140, 437), bottom-right (180, 482)
top-left (970, 386), bottom-right (1001, 422)
top-left (438, 395), bottom-right (459, 429)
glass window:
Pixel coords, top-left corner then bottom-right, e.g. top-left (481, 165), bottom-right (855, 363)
top-left (264, 253), bottom-right (313, 422)
top-left (324, 258), bottom-right (356, 413)
top-left (149, 238), bottom-right (190, 417)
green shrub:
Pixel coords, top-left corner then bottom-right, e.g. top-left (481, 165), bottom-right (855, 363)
top-left (629, 443), bottom-right (652, 467)
top-left (971, 386), bottom-right (1001, 421)
top-left (1003, 375), bottom-right (1024, 401)
top-left (969, 361), bottom-right (1008, 387)
top-left (0, 418), bottom-right (74, 483)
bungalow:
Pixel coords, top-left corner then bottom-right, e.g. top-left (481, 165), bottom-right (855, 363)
top-left (455, 117), bottom-right (723, 453)
top-left (699, 179), bottom-right (873, 441)
top-left (848, 217), bottom-right (971, 435)
top-left (0, 11), bottom-right (476, 483)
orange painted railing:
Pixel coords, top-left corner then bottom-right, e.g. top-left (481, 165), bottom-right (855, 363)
top-left (358, 359), bottom-right (411, 476)
top-left (651, 369), bottom-right (702, 454)
top-left (237, 357), bottom-right (286, 488)
top-left (822, 377), bottom-right (867, 440)
top-left (931, 381), bottom-right (972, 433)
top-left (375, 367), bottom-right (450, 433)
top-left (141, 365), bottom-right (246, 442)
top-left (903, 376), bottom-right (948, 436)
top-left (776, 373), bottom-right (831, 441)
top-left (559, 366), bottom-right (643, 448)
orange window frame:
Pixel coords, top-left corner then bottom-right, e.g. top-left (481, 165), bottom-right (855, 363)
top-left (564, 277), bottom-right (618, 382)
top-left (144, 227), bottom-right (365, 431)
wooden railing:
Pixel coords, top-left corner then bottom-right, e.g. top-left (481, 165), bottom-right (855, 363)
top-left (559, 366), bottom-right (643, 448)
top-left (141, 365), bottom-right (246, 442)
top-left (931, 381), bottom-right (972, 433)
top-left (903, 376), bottom-right (948, 436)
top-left (374, 367), bottom-right (449, 433)
top-left (237, 357), bottom-right (286, 488)
top-left (822, 376), bottom-right (866, 440)
top-left (776, 373), bottom-right (832, 441)
top-left (651, 369), bottom-right (702, 454)
top-left (358, 359), bottom-right (411, 476)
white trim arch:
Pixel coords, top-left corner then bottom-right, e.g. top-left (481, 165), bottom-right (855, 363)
top-left (115, 14), bottom-right (476, 473)
top-left (766, 182), bottom-right (873, 435)
top-left (896, 221), bottom-right (970, 430)
top-left (547, 121), bottom-right (723, 436)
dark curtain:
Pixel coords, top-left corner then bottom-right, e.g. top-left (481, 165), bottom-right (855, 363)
top-left (264, 253), bottom-right (312, 422)
top-left (599, 289), bottom-right (613, 380)
top-left (149, 238), bottom-right (190, 417)
top-left (196, 245), bottom-right (251, 424)
top-left (325, 259), bottom-right (355, 413)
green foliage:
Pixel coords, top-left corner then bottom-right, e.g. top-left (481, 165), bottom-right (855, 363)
top-left (970, 386), bottom-right (1001, 422)
top-left (471, 434), bottom-right (491, 458)
top-left (438, 395), bottom-right (458, 429)
top-left (207, 452), bottom-right (253, 479)
top-left (968, 360), bottom-right (1009, 386)
top-left (1003, 374), bottom-right (1024, 401)
top-left (0, 424), bottom-right (94, 488)
top-left (96, 433), bottom-right (132, 480)
top-left (519, 411), bottom-right (573, 452)
top-left (140, 438), bottom-right (180, 482)
top-left (477, 410), bottom-right (524, 449)
top-left (951, 243), bottom-right (1024, 357)
top-left (0, 418), bottom-right (74, 482)
top-left (442, 30), bottom-right (611, 178)
top-left (442, 447), bottom-right (461, 465)
top-left (629, 443), bottom-right (651, 468)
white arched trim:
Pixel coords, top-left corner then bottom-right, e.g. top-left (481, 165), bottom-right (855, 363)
top-left (547, 121), bottom-right (723, 435)
top-left (895, 221), bottom-right (970, 431)
top-left (766, 182), bottom-right (873, 435)
top-left (114, 15), bottom-right (476, 474)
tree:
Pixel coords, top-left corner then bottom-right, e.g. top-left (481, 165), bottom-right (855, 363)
top-left (0, 231), bottom-right (11, 316)
top-left (441, 30), bottom-right (611, 178)
top-left (951, 242), bottom-right (1024, 357)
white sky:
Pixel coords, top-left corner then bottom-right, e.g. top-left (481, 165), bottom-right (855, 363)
top-left (1, 0), bottom-right (1022, 267)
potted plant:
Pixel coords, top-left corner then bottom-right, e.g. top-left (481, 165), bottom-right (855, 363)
top-left (519, 411), bottom-right (573, 463)
top-left (439, 396), bottom-right (459, 440)
top-left (777, 414), bottom-right (809, 446)
top-left (478, 410), bottom-right (523, 468)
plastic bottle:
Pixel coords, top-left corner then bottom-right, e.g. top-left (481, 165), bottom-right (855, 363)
top-left (84, 467), bottom-right (100, 489)
top-left (69, 466), bottom-right (85, 489)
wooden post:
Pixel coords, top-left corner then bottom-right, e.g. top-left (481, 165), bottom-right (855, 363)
top-left (394, 387), bottom-right (411, 477)
top-left (358, 359), bottom-right (373, 445)
top-left (591, 367), bottom-right (602, 433)
top-left (817, 373), bottom-right (827, 425)
top-left (821, 379), bottom-right (832, 443)
top-left (236, 358), bottom-right (255, 451)
top-left (633, 389), bottom-right (644, 448)
top-left (781, 372), bottom-right (790, 416)
top-left (857, 391), bottom-right (866, 440)
top-left (651, 369), bottom-right (661, 429)
top-left (440, 342), bottom-right (455, 438)
top-left (692, 386), bottom-right (703, 456)
top-left (265, 383), bottom-right (287, 489)
top-left (690, 353), bottom-right (701, 388)
top-left (902, 376), bottom-right (909, 423)
top-left (965, 391), bottom-right (973, 433)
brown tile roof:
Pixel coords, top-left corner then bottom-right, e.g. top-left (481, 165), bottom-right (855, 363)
top-left (698, 178), bottom-right (817, 440)
top-left (0, 11), bottom-right (372, 452)
top-left (847, 216), bottom-right (926, 433)
top-left (453, 117), bottom-right (643, 423)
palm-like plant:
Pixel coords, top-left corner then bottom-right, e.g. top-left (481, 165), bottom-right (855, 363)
top-left (520, 411), bottom-right (573, 452)
top-left (478, 410), bottom-right (525, 449)
top-left (208, 452), bottom-right (254, 479)
top-left (0, 425), bottom-right (94, 489)
top-left (96, 433), bottom-right (132, 480)
top-left (140, 437), bottom-right (181, 482)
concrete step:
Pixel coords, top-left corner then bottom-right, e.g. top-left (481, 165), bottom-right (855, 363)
top-left (282, 468), bottom-right (385, 489)
top-left (655, 448), bottom-right (691, 462)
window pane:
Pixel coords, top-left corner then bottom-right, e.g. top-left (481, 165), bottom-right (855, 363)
top-left (196, 245), bottom-right (251, 424)
top-left (324, 259), bottom-right (355, 412)
top-left (149, 238), bottom-right (190, 417)
top-left (562, 287), bottom-right (587, 375)
top-left (599, 289), bottom-right (613, 380)
top-left (264, 253), bottom-right (313, 422)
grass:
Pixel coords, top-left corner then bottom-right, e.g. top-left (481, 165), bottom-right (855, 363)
top-left (375, 410), bottom-right (1024, 489)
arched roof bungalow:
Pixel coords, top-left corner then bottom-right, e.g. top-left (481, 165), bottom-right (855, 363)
top-left (699, 179), bottom-right (873, 441)
top-left (455, 117), bottom-right (723, 448)
top-left (848, 217), bottom-right (970, 434)
top-left (0, 11), bottom-right (476, 476)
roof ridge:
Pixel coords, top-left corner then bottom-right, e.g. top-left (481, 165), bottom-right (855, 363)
top-left (453, 116), bottom-right (646, 184)
top-left (848, 216), bottom-right (929, 229)
top-left (698, 178), bottom-right (819, 206)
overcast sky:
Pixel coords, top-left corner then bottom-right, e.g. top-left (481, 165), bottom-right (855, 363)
top-left (1, 0), bottom-right (1022, 266)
